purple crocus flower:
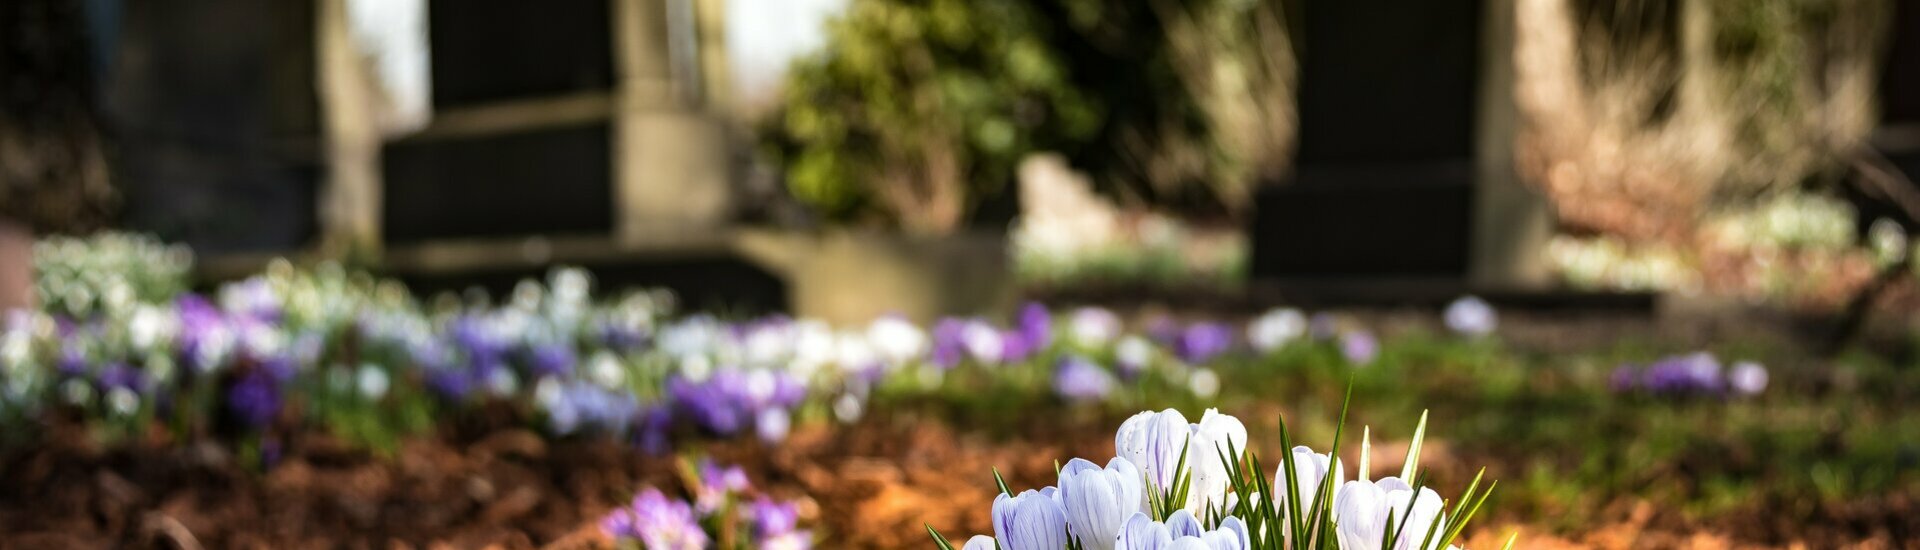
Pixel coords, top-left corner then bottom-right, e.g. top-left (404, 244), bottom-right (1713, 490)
top-left (929, 318), bottom-right (969, 369)
top-left (1176, 323), bottom-right (1234, 364)
top-left (449, 316), bottom-right (509, 365)
top-left (1053, 356), bottom-right (1116, 402)
top-left (751, 497), bottom-right (811, 548)
top-left (1145, 317), bottom-right (1182, 349)
top-left (174, 296), bottom-right (232, 372)
top-left (1340, 330), bottom-right (1379, 366)
top-left (257, 355), bottom-right (298, 384)
top-left (1000, 329), bottom-right (1036, 364)
top-left (1309, 313), bottom-right (1340, 341)
top-left (96, 362), bottom-right (148, 392)
top-left (695, 460), bottom-right (751, 513)
top-left (1016, 302), bottom-right (1052, 353)
top-left (597, 321), bottom-right (649, 352)
top-left (57, 336), bottom-right (88, 376)
top-left (601, 488), bottom-right (710, 549)
top-left (227, 371), bottom-right (280, 429)
top-left (542, 380), bottom-right (640, 436)
top-left (218, 277), bottom-right (282, 322)
top-left (528, 343), bottom-right (576, 377)
top-left (425, 369), bottom-right (474, 400)
top-left (1609, 364), bottom-right (1639, 393)
top-left (669, 375), bottom-right (744, 435)
top-left (1641, 352), bottom-right (1721, 395)
top-left (636, 405), bottom-right (674, 455)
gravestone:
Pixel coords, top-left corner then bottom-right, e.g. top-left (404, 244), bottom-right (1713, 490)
top-left (106, 0), bottom-right (322, 254)
top-left (1880, 1), bottom-right (1920, 181)
top-left (379, 0), bottom-right (734, 246)
top-left (1251, 0), bottom-right (1548, 288)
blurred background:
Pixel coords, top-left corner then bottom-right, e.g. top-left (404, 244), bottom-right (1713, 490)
top-left (6, 0), bottom-right (1920, 324)
top-left (3, 0), bottom-right (1920, 547)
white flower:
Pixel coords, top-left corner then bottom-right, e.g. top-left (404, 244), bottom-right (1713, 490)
top-left (1071, 308), bottom-right (1123, 347)
top-left (1188, 369), bottom-right (1220, 399)
top-left (1729, 361), bottom-right (1769, 396)
top-left (993, 489), bottom-right (1069, 550)
top-left (1246, 308), bottom-right (1306, 353)
top-left (1443, 296), bottom-right (1497, 337)
top-left (1058, 457), bottom-right (1144, 550)
top-left (106, 387), bottom-right (139, 416)
top-left (962, 321), bottom-right (1005, 364)
top-left (834, 331), bottom-right (879, 373)
top-left (1334, 477), bottom-right (1447, 550)
top-left (1186, 410), bottom-right (1248, 515)
top-left (867, 315), bottom-right (928, 365)
top-left (1114, 512), bottom-right (1249, 550)
top-left (1116, 336), bottom-right (1154, 373)
top-left (1277, 445), bottom-right (1344, 517)
top-left (356, 364), bottom-right (391, 399)
top-left (790, 320), bottom-right (836, 379)
top-left (127, 305), bottom-right (177, 353)
top-left (587, 351), bottom-right (626, 388)
top-left (1116, 409), bottom-right (1193, 494)
top-left (832, 393), bottom-right (864, 423)
top-left (1115, 408), bottom-right (1248, 516)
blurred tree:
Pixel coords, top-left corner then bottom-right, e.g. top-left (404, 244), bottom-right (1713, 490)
top-left (760, 0), bottom-right (1293, 233)
top-left (0, 0), bottom-right (117, 309)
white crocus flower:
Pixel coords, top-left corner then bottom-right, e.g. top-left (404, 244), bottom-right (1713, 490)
top-left (1070, 307), bottom-right (1122, 347)
top-left (1443, 296), bottom-right (1497, 337)
top-left (1334, 477), bottom-right (1446, 550)
top-left (962, 321), bottom-right (1005, 364)
top-left (1246, 308), bottom-right (1306, 353)
top-left (867, 315), bottom-right (927, 365)
top-left (1116, 409), bottom-right (1193, 496)
top-left (1058, 457), bottom-right (1144, 550)
top-left (1277, 445), bottom-right (1344, 521)
top-left (1115, 408), bottom-right (1248, 516)
top-left (1186, 409), bottom-right (1248, 515)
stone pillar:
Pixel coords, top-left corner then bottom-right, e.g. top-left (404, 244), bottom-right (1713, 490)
top-left (612, 0), bottom-right (733, 243)
top-left (317, 0), bottom-right (383, 259)
top-left (1469, 0), bottom-right (1551, 288)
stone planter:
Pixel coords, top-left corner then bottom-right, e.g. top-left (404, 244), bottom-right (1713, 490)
top-left (736, 229), bottom-right (1014, 325)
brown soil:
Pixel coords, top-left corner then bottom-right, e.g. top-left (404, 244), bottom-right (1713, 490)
top-left (1, 412), bottom-right (1914, 549)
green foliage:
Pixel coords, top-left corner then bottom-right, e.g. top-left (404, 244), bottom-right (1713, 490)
top-left (764, 0), bottom-right (1291, 231)
top-left (769, 0), bottom-right (1102, 232)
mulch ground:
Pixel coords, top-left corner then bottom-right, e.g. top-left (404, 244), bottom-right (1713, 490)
top-left (2, 409), bottom-right (1915, 549)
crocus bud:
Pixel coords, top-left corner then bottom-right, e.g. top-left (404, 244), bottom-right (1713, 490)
top-left (1059, 457), bottom-right (1144, 550)
top-left (993, 489), bottom-right (1069, 550)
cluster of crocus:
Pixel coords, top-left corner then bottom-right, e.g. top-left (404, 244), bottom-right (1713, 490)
top-left (1, 237), bottom-right (1514, 461)
top-left (32, 232), bottom-right (194, 318)
top-left (1610, 352), bottom-right (1769, 398)
top-left (600, 459), bottom-right (812, 549)
top-left (662, 366), bottom-right (807, 443)
top-left (931, 408), bottom-right (1503, 550)
top-left (0, 268), bottom-right (325, 442)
